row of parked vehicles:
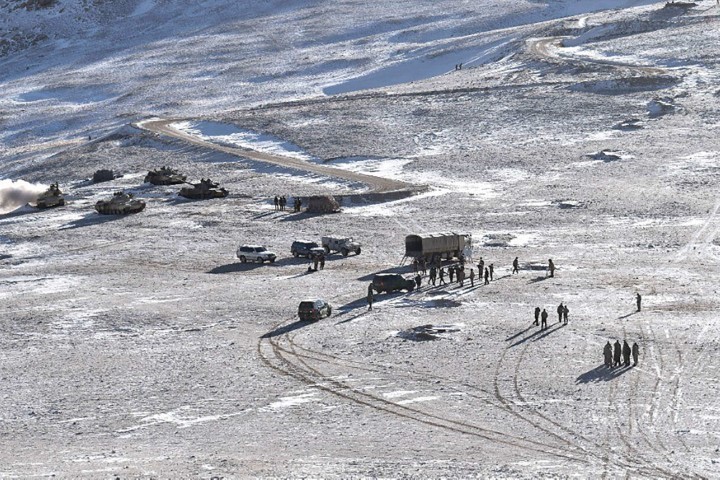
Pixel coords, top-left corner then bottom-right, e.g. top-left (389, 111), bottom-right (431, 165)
top-left (237, 236), bottom-right (362, 263)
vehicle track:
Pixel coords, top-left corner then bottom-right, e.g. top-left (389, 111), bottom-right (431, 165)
top-left (501, 324), bottom-right (683, 478)
top-left (257, 310), bottom-right (681, 477)
top-left (259, 324), bottom-right (589, 465)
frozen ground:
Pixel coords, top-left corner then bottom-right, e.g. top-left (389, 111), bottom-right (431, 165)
top-left (2, 0), bottom-right (720, 478)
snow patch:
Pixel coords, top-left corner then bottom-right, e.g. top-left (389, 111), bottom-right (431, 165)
top-left (172, 121), bottom-right (318, 162)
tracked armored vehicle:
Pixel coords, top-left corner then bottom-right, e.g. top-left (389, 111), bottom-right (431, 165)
top-left (144, 166), bottom-right (187, 185)
top-left (95, 191), bottom-right (145, 215)
top-left (178, 178), bottom-right (228, 200)
top-left (35, 182), bottom-right (65, 209)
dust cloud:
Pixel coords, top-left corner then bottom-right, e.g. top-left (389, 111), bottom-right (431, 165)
top-left (0, 179), bottom-right (47, 214)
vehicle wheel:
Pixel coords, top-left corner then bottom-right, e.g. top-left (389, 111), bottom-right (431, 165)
top-left (324, 245), bottom-right (330, 254)
top-left (269, 258), bottom-right (275, 263)
top-left (356, 248), bottom-right (361, 255)
top-left (327, 306), bottom-right (332, 316)
top-left (341, 248), bottom-right (349, 257)
top-left (293, 251), bottom-right (299, 258)
top-left (306, 253), bottom-right (312, 259)
top-left (240, 256), bottom-right (246, 263)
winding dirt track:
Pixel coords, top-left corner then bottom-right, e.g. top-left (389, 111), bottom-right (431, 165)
top-left (137, 119), bottom-right (417, 195)
top-left (526, 36), bottom-right (667, 76)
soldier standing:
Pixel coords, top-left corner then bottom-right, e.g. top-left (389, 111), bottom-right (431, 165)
top-left (478, 257), bottom-right (484, 277)
top-left (367, 287), bottom-right (374, 311)
top-left (622, 340), bottom-right (632, 366)
top-left (469, 268), bottom-right (475, 287)
top-left (429, 266), bottom-right (437, 286)
top-left (632, 342), bottom-right (640, 365)
top-left (420, 257), bottom-right (427, 275)
top-left (563, 304), bottom-right (569, 324)
top-left (636, 293), bottom-right (642, 312)
top-left (413, 258), bottom-right (419, 274)
top-left (603, 341), bottom-right (613, 367)
top-left (319, 254), bottom-right (325, 270)
top-left (557, 302), bottom-right (564, 323)
top-left (548, 259), bottom-right (556, 277)
top-left (512, 257), bottom-right (519, 274)
top-left (313, 255), bottom-right (319, 271)
top-left (449, 266), bottom-right (455, 283)
top-left (414, 273), bottom-right (422, 290)
top-left (439, 267), bottom-right (446, 285)
top-left (613, 340), bottom-right (622, 367)
top-left (484, 267), bottom-right (490, 285)
top-left (534, 307), bottom-right (540, 326)
top-left (489, 263), bottom-right (494, 281)
top-left (458, 267), bottom-right (465, 287)
top-left (541, 308), bottom-right (548, 330)
top-left (273, 196), bottom-right (279, 210)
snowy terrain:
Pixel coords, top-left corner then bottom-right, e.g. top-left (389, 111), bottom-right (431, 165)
top-left (2, 0), bottom-right (720, 477)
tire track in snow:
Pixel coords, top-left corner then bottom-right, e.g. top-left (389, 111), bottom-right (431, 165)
top-left (503, 325), bottom-right (677, 478)
top-left (676, 199), bottom-right (720, 261)
top-left (257, 317), bottom-right (588, 464)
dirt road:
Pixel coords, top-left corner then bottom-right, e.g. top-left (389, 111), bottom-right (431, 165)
top-left (138, 119), bottom-right (419, 195)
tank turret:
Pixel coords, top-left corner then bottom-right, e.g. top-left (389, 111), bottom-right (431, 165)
top-left (35, 182), bottom-right (65, 209)
top-left (178, 178), bottom-right (229, 200)
top-left (94, 191), bottom-right (146, 215)
top-left (144, 166), bottom-right (187, 185)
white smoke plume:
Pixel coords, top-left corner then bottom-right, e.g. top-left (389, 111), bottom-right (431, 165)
top-left (0, 179), bottom-right (48, 214)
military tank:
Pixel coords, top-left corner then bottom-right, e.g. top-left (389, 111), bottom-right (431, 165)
top-left (144, 166), bottom-right (187, 185)
top-left (35, 182), bottom-right (65, 209)
top-left (178, 178), bottom-right (229, 200)
top-left (94, 191), bottom-right (146, 215)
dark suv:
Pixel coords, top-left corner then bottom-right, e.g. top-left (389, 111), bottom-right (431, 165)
top-left (371, 273), bottom-right (415, 294)
top-left (298, 299), bottom-right (332, 321)
top-left (291, 240), bottom-right (323, 258)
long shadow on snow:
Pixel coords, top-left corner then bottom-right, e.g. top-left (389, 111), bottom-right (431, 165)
top-left (509, 322), bottom-right (565, 347)
top-left (261, 319), bottom-right (315, 339)
top-left (59, 213), bottom-right (126, 230)
top-left (618, 311), bottom-right (639, 320)
top-left (207, 255), bottom-right (347, 274)
top-left (576, 364), bottom-right (633, 384)
top-left (528, 275), bottom-right (551, 284)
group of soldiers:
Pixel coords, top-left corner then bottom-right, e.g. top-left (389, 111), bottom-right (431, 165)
top-left (533, 302), bottom-right (570, 329)
top-left (408, 255), bottom-right (558, 291)
top-left (273, 195), bottom-right (288, 211)
top-left (273, 196), bottom-right (303, 212)
top-left (604, 340), bottom-right (640, 367)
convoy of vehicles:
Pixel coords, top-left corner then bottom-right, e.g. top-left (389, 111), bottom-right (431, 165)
top-left (29, 169), bottom-right (451, 317)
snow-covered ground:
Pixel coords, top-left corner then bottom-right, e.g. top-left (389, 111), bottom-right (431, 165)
top-left (2, 0), bottom-right (720, 477)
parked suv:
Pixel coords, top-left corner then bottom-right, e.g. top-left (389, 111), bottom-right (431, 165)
top-left (291, 240), bottom-right (324, 258)
top-left (237, 245), bottom-right (276, 263)
top-left (298, 299), bottom-right (332, 321)
top-left (371, 273), bottom-right (415, 294)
